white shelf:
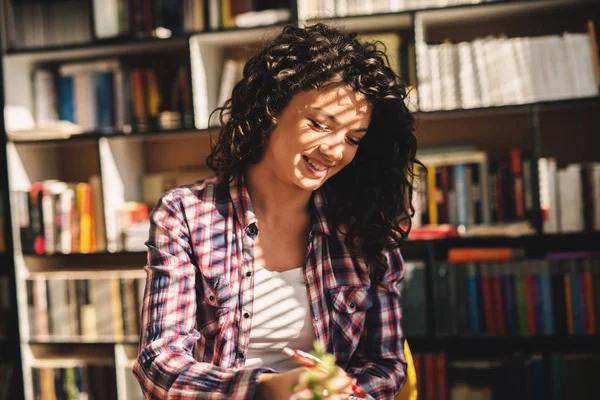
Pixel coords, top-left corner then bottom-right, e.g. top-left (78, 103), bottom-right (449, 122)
top-left (417, 0), bottom-right (594, 26)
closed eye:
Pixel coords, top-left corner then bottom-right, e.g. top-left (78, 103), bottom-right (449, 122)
top-left (346, 137), bottom-right (361, 146)
top-left (307, 118), bottom-right (330, 132)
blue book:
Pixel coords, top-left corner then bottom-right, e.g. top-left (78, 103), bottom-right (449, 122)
top-left (532, 272), bottom-right (545, 335)
top-left (454, 164), bottom-right (469, 227)
top-left (95, 72), bottom-right (114, 131)
top-left (466, 262), bottom-right (482, 335)
top-left (531, 356), bottom-right (544, 400)
top-left (540, 262), bottom-right (555, 335)
top-left (58, 75), bottom-right (75, 122)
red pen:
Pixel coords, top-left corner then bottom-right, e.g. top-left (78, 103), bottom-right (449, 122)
top-left (283, 347), bottom-right (367, 398)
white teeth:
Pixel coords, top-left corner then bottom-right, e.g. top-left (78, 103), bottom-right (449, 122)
top-left (307, 157), bottom-right (326, 171)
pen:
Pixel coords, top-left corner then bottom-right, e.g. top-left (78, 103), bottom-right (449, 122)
top-left (283, 347), bottom-right (367, 399)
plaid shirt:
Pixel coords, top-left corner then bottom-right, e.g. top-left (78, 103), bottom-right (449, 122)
top-left (133, 174), bottom-right (407, 399)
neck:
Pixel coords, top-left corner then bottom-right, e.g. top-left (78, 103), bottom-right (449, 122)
top-left (245, 164), bottom-right (311, 221)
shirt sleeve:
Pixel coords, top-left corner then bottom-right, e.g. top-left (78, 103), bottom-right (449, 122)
top-left (346, 245), bottom-right (407, 400)
top-left (132, 189), bottom-right (269, 399)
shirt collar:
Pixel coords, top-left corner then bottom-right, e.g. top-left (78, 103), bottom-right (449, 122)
top-left (228, 174), bottom-right (333, 236)
top-left (229, 174), bottom-right (257, 231)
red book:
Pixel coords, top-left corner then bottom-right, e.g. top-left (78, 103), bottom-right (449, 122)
top-left (448, 247), bottom-right (518, 263)
top-left (524, 273), bottom-right (537, 335)
top-left (480, 270), bottom-right (496, 335)
top-left (440, 166), bottom-right (450, 224)
top-left (435, 353), bottom-right (448, 400)
top-left (423, 353), bottom-right (436, 400)
top-left (510, 149), bottom-right (525, 220)
top-left (583, 261), bottom-right (597, 335)
top-left (491, 266), bottom-right (507, 336)
top-left (413, 353), bottom-right (425, 400)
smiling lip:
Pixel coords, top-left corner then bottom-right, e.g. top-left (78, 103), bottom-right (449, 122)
top-left (303, 155), bottom-right (330, 178)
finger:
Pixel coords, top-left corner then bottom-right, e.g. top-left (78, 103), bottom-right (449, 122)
top-left (289, 388), bottom-right (314, 400)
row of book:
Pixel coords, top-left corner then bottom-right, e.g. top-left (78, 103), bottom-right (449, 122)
top-left (26, 277), bottom-right (145, 341)
top-left (14, 179), bottom-right (105, 255)
top-left (4, 0), bottom-right (92, 49)
top-left (413, 148), bottom-right (534, 231)
top-left (412, 149), bottom-right (600, 235)
top-left (417, 31), bottom-right (599, 111)
top-left (300, 0), bottom-right (495, 19)
top-left (32, 365), bottom-right (118, 400)
top-left (414, 352), bottom-right (600, 400)
top-left (94, 0), bottom-right (291, 37)
top-left (3, 0), bottom-right (292, 49)
top-left (14, 169), bottom-right (215, 255)
top-left (34, 59), bottom-right (194, 135)
top-left (401, 253), bottom-right (600, 338)
top-left (540, 160), bottom-right (600, 234)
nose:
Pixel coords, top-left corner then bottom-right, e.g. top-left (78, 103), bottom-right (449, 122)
top-left (319, 132), bottom-right (345, 162)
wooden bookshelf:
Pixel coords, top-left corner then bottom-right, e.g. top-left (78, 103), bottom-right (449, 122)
top-left (2, 0), bottom-right (600, 399)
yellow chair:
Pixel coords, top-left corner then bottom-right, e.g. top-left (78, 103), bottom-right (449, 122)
top-left (396, 341), bottom-right (418, 400)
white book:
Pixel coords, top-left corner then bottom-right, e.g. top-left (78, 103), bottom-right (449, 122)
top-left (512, 37), bottom-right (535, 104)
top-left (416, 43), bottom-right (432, 111)
top-left (482, 37), bottom-right (503, 106)
top-left (558, 164), bottom-right (584, 233)
top-left (60, 188), bottom-right (74, 255)
top-left (218, 59), bottom-right (240, 108)
top-left (93, 0), bottom-right (120, 39)
top-left (439, 42), bottom-right (459, 110)
top-left (33, 69), bottom-right (59, 126)
top-left (496, 39), bottom-right (521, 105)
top-left (457, 41), bottom-right (481, 109)
top-left (551, 36), bottom-right (574, 99)
top-left (429, 45), bottom-right (443, 111)
top-left (574, 33), bottom-right (600, 98)
top-left (539, 158), bottom-right (559, 233)
top-left (529, 36), bottom-right (553, 101)
top-left (472, 38), bottom-right (493, 107)
top-left (547, 158), bottom-right (559, 233)
top-left (48, 279), bottom-right (71, 338)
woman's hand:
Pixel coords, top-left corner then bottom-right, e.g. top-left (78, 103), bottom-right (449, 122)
top-left (256, 366), bottom-right (356, 400)
top-left (292, 365), bottom-right (356, 400)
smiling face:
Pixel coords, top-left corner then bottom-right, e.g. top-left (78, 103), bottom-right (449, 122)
top-left (258, 84), bottom-right (372, 192)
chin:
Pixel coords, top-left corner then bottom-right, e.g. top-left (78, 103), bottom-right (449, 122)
top-left (295, 176), bottom-right (326, 192)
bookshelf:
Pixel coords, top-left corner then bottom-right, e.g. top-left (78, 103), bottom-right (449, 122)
top-left (0, 15), bottom-right (23, 397)
top-left (1, 0), bottom-right (600, 399)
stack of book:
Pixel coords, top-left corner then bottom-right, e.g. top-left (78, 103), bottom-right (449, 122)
top-left (26, 277), bottom-right (145, 342)
top-left (431, 249), bottom-right (600, 337)
top-left (414, 351), bottom-right (600, 399)
top-left (417, 31), bottom-right (599, 111)
top-left (14, 178), bottom-right (105, 255)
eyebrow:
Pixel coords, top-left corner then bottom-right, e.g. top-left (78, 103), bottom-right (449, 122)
top-left (309, 107), bottom-right (369, 133)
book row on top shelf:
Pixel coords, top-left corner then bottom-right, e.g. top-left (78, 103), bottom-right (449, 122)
top-left (1, 0), bottom-right (293, 51)
top-left (1, 0), bottom-right (533, 53)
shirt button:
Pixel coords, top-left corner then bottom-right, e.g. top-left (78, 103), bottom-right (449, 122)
top-left (245, 224), bottom-right (258, 237)
top-left (238, 351), bottom-right (245, 359)
top-left (209, 295), bottom-right (215, 301)
top-left (244, 312), bottom-right (250, 319)
top-left (349, 302), bottom-right (356, 309)
top-left (246, 271), bottom-right (252, 277)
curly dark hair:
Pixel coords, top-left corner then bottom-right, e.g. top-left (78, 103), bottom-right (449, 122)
top-left (207, 23), bottom-right (420, 284)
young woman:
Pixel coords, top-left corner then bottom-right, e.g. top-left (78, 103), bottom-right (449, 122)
top-left (133, 23), bottom-right (419, 400)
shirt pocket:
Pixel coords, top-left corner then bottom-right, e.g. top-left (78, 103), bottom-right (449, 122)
top-left (197, 277), bottom-right (233, 339)
top-left (329, 286), bottom-right (373, 345)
